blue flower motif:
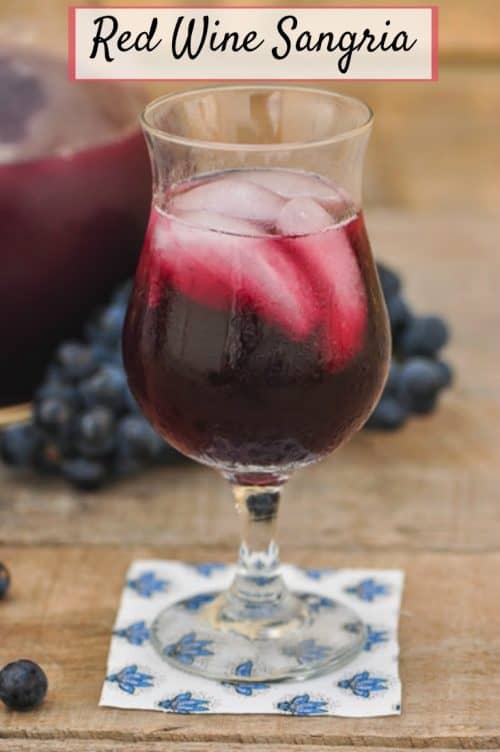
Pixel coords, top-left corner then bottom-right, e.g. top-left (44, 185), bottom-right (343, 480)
top-left (338, 671), bottom-right (388, 698)
top-left (222, 660), bottom-right (270, 696)
top-left (364, 625), bottom-right (389, 651)
top-left (193, 563), bottom-right (227, 577)
top-left (183, 592), bottom-right (217, 611)
top-left (302, 568), bottom-right (335, 580)
top-left (113, 620), bottom-right (150, 646)
top-left (159, 691), bottom-right (210, 714)
top-left (164, 632), bottom-right (214, 665)
top-left (127, 571), bottom-right (168, 598)
top-left (344, 578), bottom-right (389, 602)
top-left (277, 694), bottom-right (328, 716)
top-left (106, 664), bottom-right (154, 694)
top-left (300, 593), bottom-right (336, 613)
top-left (283, 639), bottom-right (331, 665)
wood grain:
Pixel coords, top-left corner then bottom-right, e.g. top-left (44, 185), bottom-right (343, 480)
top-left (0, 546), bottom-right (499, 748)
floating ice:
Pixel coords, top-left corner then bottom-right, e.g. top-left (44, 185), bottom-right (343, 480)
top-left (277, 197), bottom-right (334, 236)
top-left (170, 175), bottom-right (285, 225)
top-left (176, 210), bottom-right (263, 236)
top-left (247, 169), bottom-right (337, 200)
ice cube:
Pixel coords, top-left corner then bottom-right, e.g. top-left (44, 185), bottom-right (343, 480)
top-left (247, 169), bottom-right (337, 200)
top-left (277, 197), bottom-right (334, 236)
top-left (176, 210), bottom-right (263, 236)
top-left (170, 175), bottom-right (285, 225)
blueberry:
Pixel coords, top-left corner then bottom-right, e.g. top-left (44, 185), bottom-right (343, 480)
top-left (116, 415), bottom-right (165, 462)
top-left (80, 365), bottom-right (127, 411)
top-left (0, 423), bottom-right (42, 467)
top-left (400, 316), bottom-right (449, 357)
top-left (246, 491), bottom-right (279, 520)
top-left (377, 262), bottom-right (401, 300)
top-left (34, 397), bottom-right (75, 436)
top-left (366, 396), bottom-right (408, 430)
top-left (0, 660), bottom-right (48, 711)
top-left (76, 406), bottom-right (116, 458)
top-left (56, 342), bottom-right (97, 382)
top-left (0, 563), bottom-right (10, 599)
top-left (62, 457), bottom-right (108, 490)
top-left (387, 294), bottom-right (413, 339)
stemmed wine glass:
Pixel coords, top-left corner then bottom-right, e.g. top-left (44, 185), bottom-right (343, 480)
top-left (123, 85), bottom-right (390, 682)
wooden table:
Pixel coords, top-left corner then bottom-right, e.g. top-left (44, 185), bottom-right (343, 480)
top-left (0, 210), bottom-right (499, 750)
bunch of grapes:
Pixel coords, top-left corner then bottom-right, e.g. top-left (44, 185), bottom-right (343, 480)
top-left (0, 263), bottom-right (452, 489)
top-left (0, 281), bottom-right (183, 490)
top-left (366, 263), bottom-right (452, 430)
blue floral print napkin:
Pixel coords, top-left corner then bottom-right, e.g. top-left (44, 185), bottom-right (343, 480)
top-left (100, 560), bottom-right (404, 717)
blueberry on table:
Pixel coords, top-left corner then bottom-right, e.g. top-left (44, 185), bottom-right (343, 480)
top-left (434, 359), bottom-right (454, 388)
top-left (0, 660), bottom-right (48, 711)
top-left (92, 303), bottom-right (127, 348)
top-left (400, 315), bottom-right (449, 357)
top-left (62, 457), bottom-right (107, 490)
top-left (376, 262), bottom-right (401, 300)
top-left (0, 423), bottom-right (42, 467)
top-left (0, 563), bottom-right (10, 599)
top-left (365, 396), bottom-right (408, 431)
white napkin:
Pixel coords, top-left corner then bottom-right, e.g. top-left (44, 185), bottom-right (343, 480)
top-left (100, 560), bottom-right (404, 717)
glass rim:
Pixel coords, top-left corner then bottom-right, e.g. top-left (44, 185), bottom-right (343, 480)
top-left (140, 84), bottom-right (373, 152)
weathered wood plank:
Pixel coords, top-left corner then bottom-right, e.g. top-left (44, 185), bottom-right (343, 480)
top-left (1, 211), bottom-right (498, 553)
top-left (0, 546), bottom-right (499, 747)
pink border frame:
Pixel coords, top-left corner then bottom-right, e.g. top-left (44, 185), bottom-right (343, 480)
top-left (68, 5), bottom-right (439, 82)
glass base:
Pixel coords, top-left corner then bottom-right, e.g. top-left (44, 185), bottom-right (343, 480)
top-left (151, 590), bottom-right (365, 682)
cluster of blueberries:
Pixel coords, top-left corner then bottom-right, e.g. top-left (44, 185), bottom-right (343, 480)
top-left (366, 262), bottom-right (452, 430)
top-left (0, 281), bottom-right (183, 490)
top-left (0, 263), bottom-right (452, 490)
top-left (0, 563), bottom-right (48, 711)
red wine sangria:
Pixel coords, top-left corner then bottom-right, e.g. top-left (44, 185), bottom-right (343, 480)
top-left (123, 86), bottom-right (390, 682)
top-left (124, 168), bottom-right (389, 481)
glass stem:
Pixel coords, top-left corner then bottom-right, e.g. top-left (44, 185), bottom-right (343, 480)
top-left (214, 483), bottom-right (305, 635)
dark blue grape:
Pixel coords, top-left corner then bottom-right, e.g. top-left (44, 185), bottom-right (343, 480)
top-left (76, 406), bottom-right (115, 458)
top-left (79, 365), bottom-right (128, 411)
top-left (377, 262), bottom-right (401, 300)
top-left (0, 563), bottom-right (10, 599)
top-left (116, 415), bottom-right (165, 462)
top-left (62, 457), bottom-right (107, 490)
top-left (0, 660), bottom-right (48, 711)
top-left (400, 316), bottom-right (449, 357)
top-left (366, 396), bottom-right (408, 431)
top-left (34, 397), bottom-right (75, 436)
top-left (398, 357), bottom-right (445, 414)
top-left (92, 303), bottom-right (126, 349)
top-left (387, 294), bottom-right (413, 339)
top-left (112, 279), bottom-right (133, 306)
top-left (0, 423), bottom-right (42, 467)
top-left (56, 342), bottom-right (97, 382)
top-left (434, 359), bottom-right (454, 388)
top-left (385, 360), bottom-right (401, 395)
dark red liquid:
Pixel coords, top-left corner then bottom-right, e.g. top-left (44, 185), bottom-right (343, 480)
top-left (124, 170), bottom-right (390, 481)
